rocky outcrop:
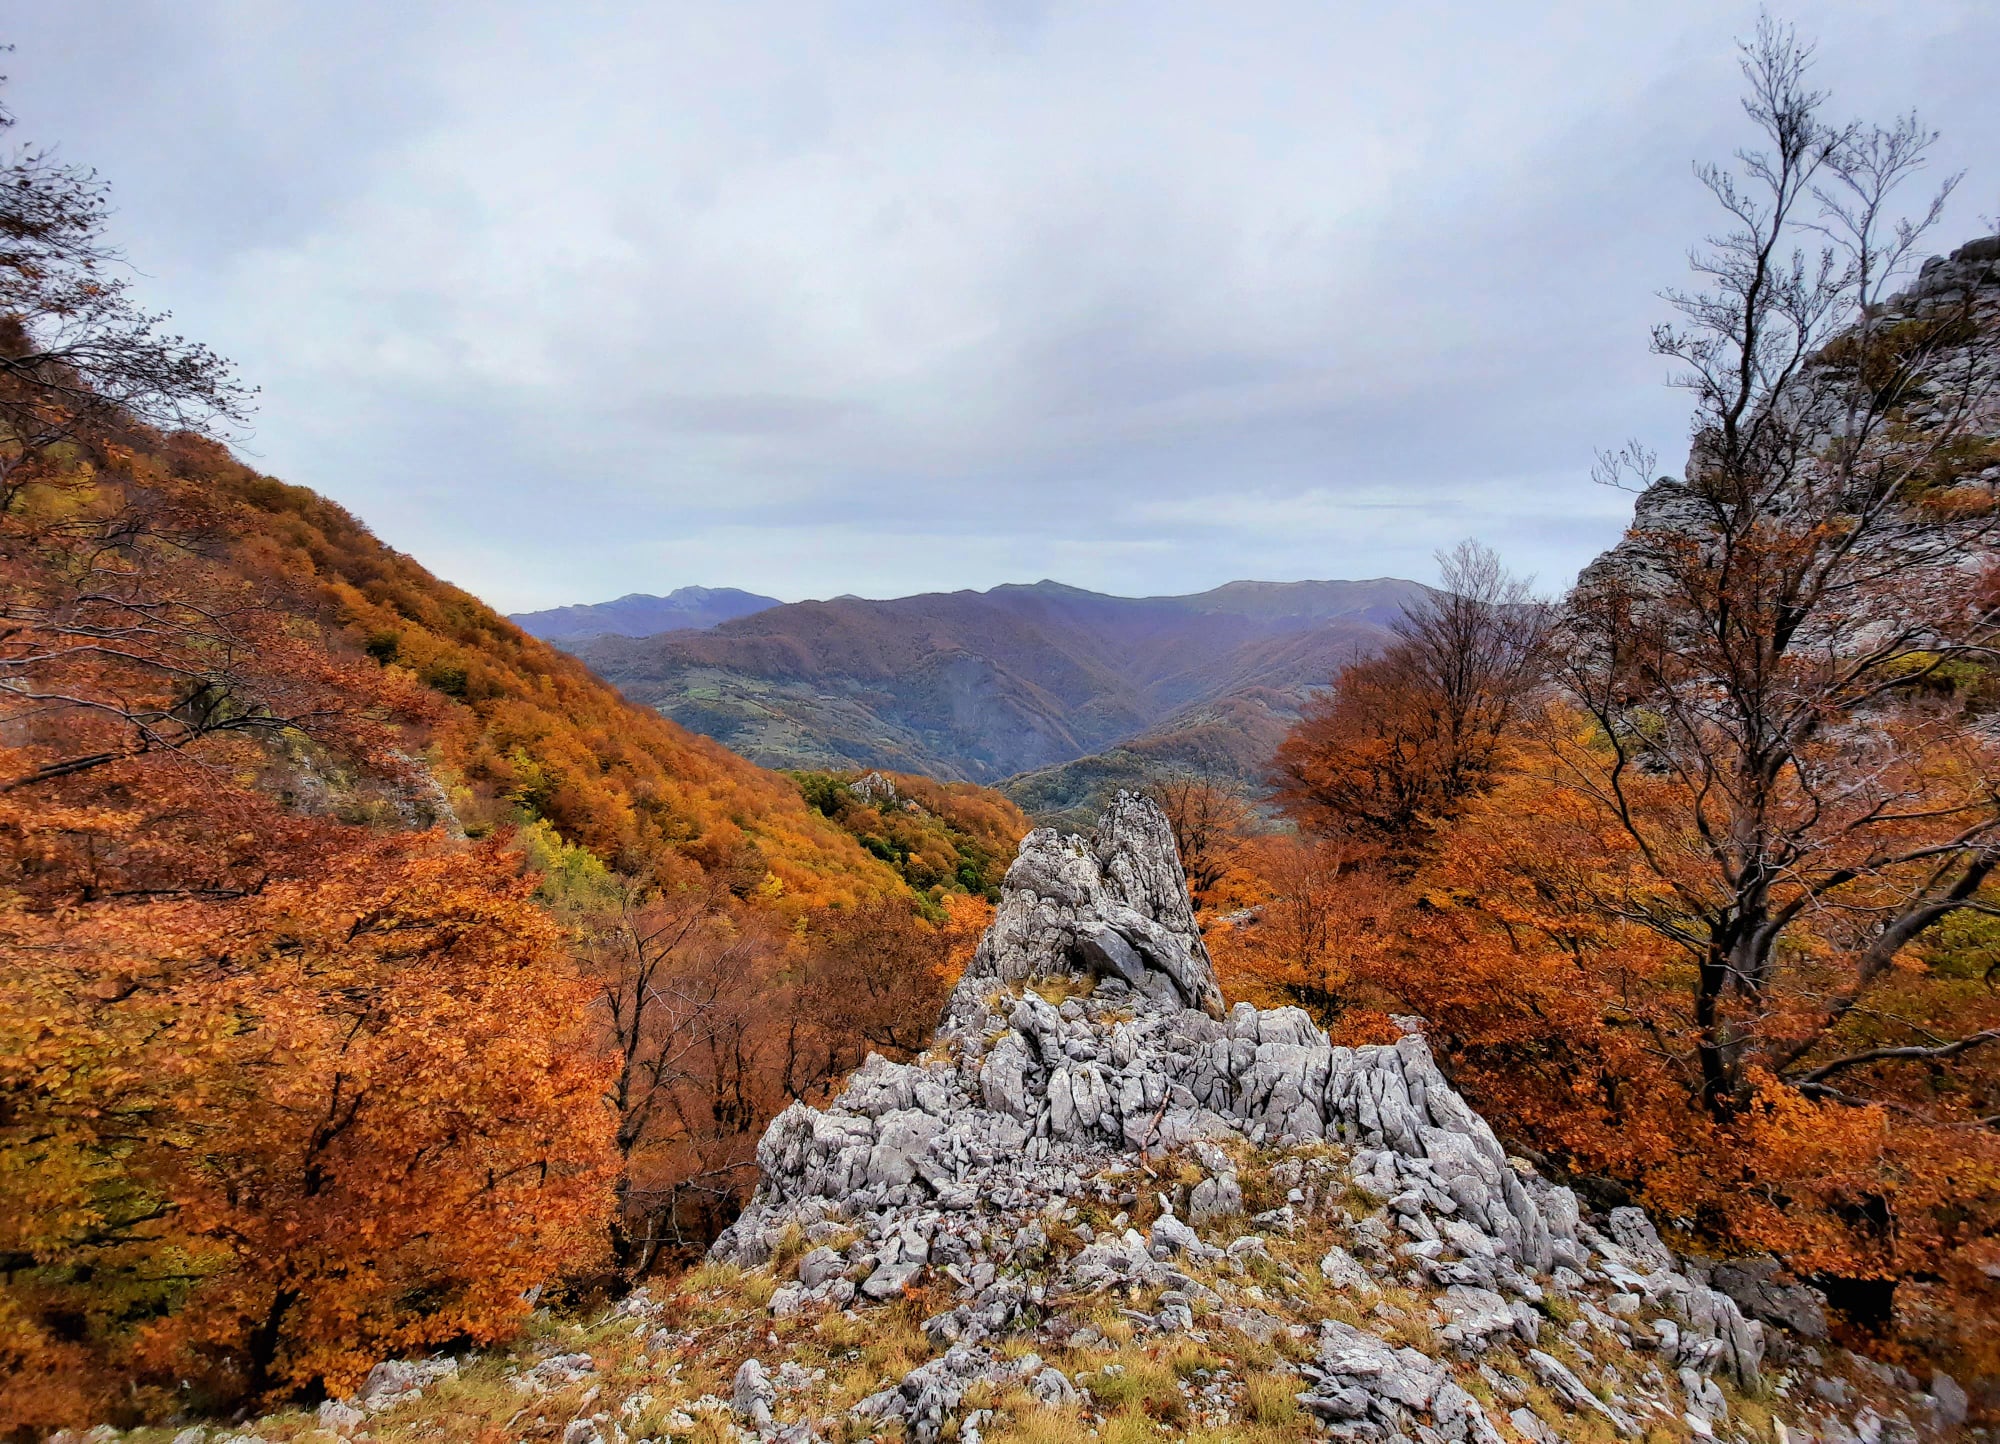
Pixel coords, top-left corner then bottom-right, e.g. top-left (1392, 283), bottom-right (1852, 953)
top-left (708, 795), bottom-right (1833, 1440)
top-left (1578, 232), bottom-right (2000, 605)
top-left (946, 791), bottom-right (1227, 1019)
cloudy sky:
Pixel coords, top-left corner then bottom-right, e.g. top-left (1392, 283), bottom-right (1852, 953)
top-left (8, 4), bottom-right (1997, 610)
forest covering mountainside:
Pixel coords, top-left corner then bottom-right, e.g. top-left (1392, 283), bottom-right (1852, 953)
top-left (1, 417), bottom-right (1034, 1428)
top-left (572, 578), bottom-right (1423, 790)
top-left (509, 586), bottom-right (781, 642)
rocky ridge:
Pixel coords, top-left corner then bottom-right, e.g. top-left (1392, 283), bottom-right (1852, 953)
top-left (705, 795), bottom-right (1971, 1444)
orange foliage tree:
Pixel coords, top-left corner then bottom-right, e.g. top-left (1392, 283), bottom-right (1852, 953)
top-left (577, 874), bottom-right (987, 1272)
top-left (1, 759), bottom-right (617, 1428)
top-left (1206, 833), bottom-right (1395, 1032)
top-left (0, 71), bottom-right (1019, 1432)
top-left (1144, 771), bottom-right (1254, 908)
top-left (0, 165), bottom-right (625, 1417)
top-left (1568, 26), bottom-right (2000, 1119)
top-left (1388, 744), bottom-right (2000, 1370)
top-left (1272, 541), bottom-right (1545, 859)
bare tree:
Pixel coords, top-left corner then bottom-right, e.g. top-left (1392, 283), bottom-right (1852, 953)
top-left (0, 81), bottom-right (251, 512)
top-left (1564, 18), bottom-right (2000, 1115)
top-left (0, 74), bottom-right (281, 792)
top-left (585, 879), bottom-right (769, 1271)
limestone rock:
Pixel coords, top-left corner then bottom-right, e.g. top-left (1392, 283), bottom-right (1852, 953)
top-left (704, 793), bottom-right (1854, 1444)
top-left (315, 1400), bottom-right (364, 1436)
top-left (1706, 1253), bottom-right (1829, 1340)
top-left (947, 793), bottom-right (1225, 1020)
top-left (733, 1358), bottom-right (776, 1434)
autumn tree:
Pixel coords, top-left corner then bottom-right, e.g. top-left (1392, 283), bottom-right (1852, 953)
top-left (572, 868), bottom-right (772, 1264)
top-left (1, 806), bottom-right (617, 1429)
top-left (791, 895), bottom-right (973, 1068)
top-left (0, 82), bottom-right (250, 512)
top-left (1144, 769), bottom-right (1252, 906)
top-left (574, 872), bottom-right (983, 1274)
top-left (1565, 18), bottom-right (2000, 1118)
top-left (1391, 753), bottom-right (2000, 1369)
top-left (1272, 540), bottom-right (1547, 855)
top-left (1203, 830), bottom-right (1402, 1039)
top-left (1364, 23), bottom-right (2000, 1371)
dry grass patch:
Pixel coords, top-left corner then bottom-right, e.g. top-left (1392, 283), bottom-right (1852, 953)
top-left (767, 1222), bottom-right (811, 1274)
top-left (1027, 976), bottom-right (1095, 1007)
top-left (1164, 1339), bottom-right (1233, 1379)
top-left (984, 1399), bottom-right (1093, 1444)
top-left (1079, 1346), bottom-right (1189, 1426)
top-left (1242, 1372), bottom-right (1302, 1427)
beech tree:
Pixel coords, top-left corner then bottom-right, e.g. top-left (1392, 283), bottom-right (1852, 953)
top-left (581, 878), bottom-right (760, 1271)
top-left (1272, 540), bottom-right (1546, 854)
top-left (1213, 833), bottom-right (1395, 1019)
top-left (1564, 18), bottom-right (2000, 1116)
top-left (1144, 770), bottom-right (1252, 905)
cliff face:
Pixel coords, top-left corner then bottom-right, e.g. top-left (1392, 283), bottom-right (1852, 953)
top-left (704, 796), bottom-right (1966, 1444)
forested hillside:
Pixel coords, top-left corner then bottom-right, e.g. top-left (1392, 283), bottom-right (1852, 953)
top-left (10, 18), bottom-right (2000, 1443)
top-left (791, 767), bottom-right (1030, 903)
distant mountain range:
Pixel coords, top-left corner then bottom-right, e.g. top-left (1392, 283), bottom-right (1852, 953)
top-left (509, 586), bottom-right (781, 641)
top-left (567, 578), bottom-right (1425, 815)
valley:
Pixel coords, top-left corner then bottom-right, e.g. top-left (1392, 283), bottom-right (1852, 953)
top-left (7, 15), bottom-right (2000, 1439)
top-left (562, 578), bottom-right (1426, 808)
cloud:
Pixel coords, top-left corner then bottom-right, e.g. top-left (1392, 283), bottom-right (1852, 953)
top-left (6, 1), bottom-right (1997, 608)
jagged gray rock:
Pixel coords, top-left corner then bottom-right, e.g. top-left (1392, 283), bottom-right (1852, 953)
top-left (711, 794), bottom-right (1793, 1440)
top-left (1701, 1252), bottom-right (1830, 1341)
top-left (732, 1358), bottom-right (775, 1434)
top-left (946, 791), bottom-right (1226, 1020)
top-left (1577, 232), bottom-right (2000, 608)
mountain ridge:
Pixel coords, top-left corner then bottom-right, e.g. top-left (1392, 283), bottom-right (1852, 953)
top-left (572, 578), bottom-right (1426, 789)
top-left (510, 585), bottom-right (782, 642)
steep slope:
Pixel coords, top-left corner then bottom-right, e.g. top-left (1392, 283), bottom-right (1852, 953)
top-left (794, 769), bottom-right (1031, 901)
top-left (510, 586), bottom-right (781, 642)
top-left (9, 431), bottom-right (906, 906)
top-left (222, 469), bottom-right (898, 902)
top-left (575, 579), bottom-right (1421, 786)
top-left (3, 429), bottom-right (908, 1428)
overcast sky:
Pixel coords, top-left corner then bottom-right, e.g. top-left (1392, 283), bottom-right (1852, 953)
top-left (8, 4), bottom-right (1997, 609)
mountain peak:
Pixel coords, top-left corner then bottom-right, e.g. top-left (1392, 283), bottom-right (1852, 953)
top-left (575, 576), bottom-right (1424, 788)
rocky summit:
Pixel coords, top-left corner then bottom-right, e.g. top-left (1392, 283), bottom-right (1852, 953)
top-left (704, 795), bottom-right (1968, 1444)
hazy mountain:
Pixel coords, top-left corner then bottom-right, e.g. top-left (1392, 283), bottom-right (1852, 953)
top-left (573, 578), bottom-right (1425, 792)
top-left (510, 586), bottom-right (780, 642)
